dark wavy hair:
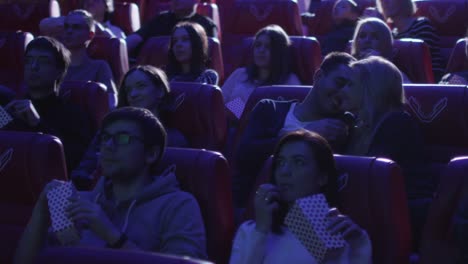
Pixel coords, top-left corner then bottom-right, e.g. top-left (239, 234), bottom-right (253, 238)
top-left (246, 24), bottom-right (293, 85)
top-left (166, 21), bottom-right (209, 79)
top-left (270, 129), bottom-right (339, 233)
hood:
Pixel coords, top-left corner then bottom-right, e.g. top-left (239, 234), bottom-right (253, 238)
top-left (90, 165), bottom-right (180, 233)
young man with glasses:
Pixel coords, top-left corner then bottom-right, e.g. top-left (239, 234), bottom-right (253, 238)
top-left (62, 9), bottom-right (117, 109)
top-left (14, 107), bottom-right (207, 264)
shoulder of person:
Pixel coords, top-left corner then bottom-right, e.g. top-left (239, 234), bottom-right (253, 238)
top-left (192, 13), bottom-right (216, 26)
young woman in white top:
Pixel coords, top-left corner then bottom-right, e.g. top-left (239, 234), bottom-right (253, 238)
top-left (230, 130), bottom-right (372, 264)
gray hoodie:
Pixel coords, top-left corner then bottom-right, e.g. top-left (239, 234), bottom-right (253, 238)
top-left (77, 169), bottom-right (207, 259)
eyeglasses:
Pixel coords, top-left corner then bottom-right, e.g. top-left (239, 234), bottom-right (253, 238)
top-left (100, 132), bottom-right (144, 146)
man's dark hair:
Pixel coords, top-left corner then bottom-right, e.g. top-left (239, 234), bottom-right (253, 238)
top-left (320, 52), bottom-right (356, 76)
top-left (25, 36), bottom-right (71, 86)
top-left (101, 107), bottom-right (167, 166)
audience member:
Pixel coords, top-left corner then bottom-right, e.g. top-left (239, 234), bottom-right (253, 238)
top-left (126, 0), bottom-right (217, 55)
top-left (351, 17), bottom-right (412, 82)
top-left (339, 56), bottom-right (430, 246)
top-left (13, 107), bottom-right (207, 264)
top-left (39, 16), bottom-right (65, 42)
top-left (233, 52), bottom-right (355, 208)
top-left (230, 130), bottom-right (372, 263)
top-left (72, 65), bottom-right (188, 189)
top-left (4, 37), bottom-right (92, 172)
top-left (82, 0), bottom-right (126, 39)
top-left (321, 0), bottom-right (360, 55)
top-left (222, 25), bottom-right (301, 117)
top-left (440, 30), bottom-right (468, 85)
top-left (62, 9), bottom-right (118, 109)
top-left (166, 22), bottom-right (218, 85)
top-left (376, 0), bottom-right (444, 81)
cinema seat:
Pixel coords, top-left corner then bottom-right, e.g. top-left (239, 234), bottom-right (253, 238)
top-left (137, 36), bottom-right (224, 83)
top-left (87, 36), bottom-right (129, 84)
top-left (112, 2), bottom-right (141, 35)
top-left (404, 84), bottom-right (468, 184)
top-left (166, 82), bottom-right (227, 151)
top-left (0, 31), bottom-right (33, 96)
top-left (0, 0), bottom-right (60, 34)
top-left (244, 155), bottom-right (412, 264)
top-left (60, 81), bottom-right (110, 132)
top-left (419, 156), bottom-right (468, 264)
top-left (446, 38), bottom-right (468, 74)
top-left (115, 0), bottom-right (147, 24)
top-left (0, 131), bottom-right (67, 264)
top-left (196, 1), bottom-right (222, 40)
top-left (157, 147), bottom-right (234, 264)
top-left (231, 36), bottom-right (322, 85)
top-left (393, 38), bottom-right (435, 83)
top-left (35, 247), bottom-right (214, 264)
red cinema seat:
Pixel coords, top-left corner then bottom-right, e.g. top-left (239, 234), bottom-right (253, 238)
top-left (60, 81), bottom-right (110, 132)
top-left (403, 84), bottom-right (468, 181)
top-left (393, 38), bottom-right (435, 83)
top-left (222, 0), bottom-right (303, 77)
top-left (115, 0), bottom-right (147, 24)
top-left (156, 147), bottom-right (234, 264)
top-left (87, 36), bottom-right (130, 84)
top-left (0, 131), bottom-right (67, 264)
top-left (136, 36), bottom-right (224, 83)
top-left (231, 36), bottom-right (322, 85)
top-left (165, 82), bottom-right (227, 151)
top-left (112, 2), bottom-right (141, 35)
top-left (196, 1), bottom-right (222, 40)
top-left (446, 38), bottom-right (468, 74)
top-left (142, 0), bottom-right (172, 24)
top-left (35, 247), bottom-right (214, 264)
top-left (418, 156), bottom-right (468, 264)
top-left (244, 155), bottom-right (412, 264)
top-left (0, 31), bottom-right (33, 96)
top-left (0, 0), bottom-right (60, 35)
top-left (58, 0), bottom-right (80, 15)
top-left (414, 0), bottom-right (468, 66)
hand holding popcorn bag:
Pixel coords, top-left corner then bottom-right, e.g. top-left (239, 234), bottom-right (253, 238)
top-left (285, 194), bottom-right (346, 263)
top-left (46, 181), bottom-right (81, 246)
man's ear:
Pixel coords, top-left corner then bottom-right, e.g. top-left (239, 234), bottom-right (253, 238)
top-left (145, 146), bottom-right (160, 165)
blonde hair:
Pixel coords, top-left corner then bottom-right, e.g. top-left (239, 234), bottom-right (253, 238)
top-left (352, 56), bottom-right (405, 127)
top-left (351, 17), bottom-right (394, 59)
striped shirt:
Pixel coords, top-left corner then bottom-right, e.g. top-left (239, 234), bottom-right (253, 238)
top-left (394, 17), bottom-right (445, 82)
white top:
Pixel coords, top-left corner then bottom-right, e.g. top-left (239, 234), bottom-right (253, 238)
top-left (279, 102), bottom-right (317, 136)
top-left (222, 67), bottom-right (301, 115)
top-left (229, 220), bottom-right (372, 264)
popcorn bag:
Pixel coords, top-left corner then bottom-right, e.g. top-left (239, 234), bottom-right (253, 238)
top-left (46, 181), bottom-right (81, 246)
top-left (226, 97), bottom-right (245, 120)
top-left (0, 106), bottom-right (13, 128)
top-left (285, 194), bottom-right (346, 263)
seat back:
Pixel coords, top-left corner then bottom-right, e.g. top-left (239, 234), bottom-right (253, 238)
top-left (231, 36), bottom-right (322, 85)
top-left (393, 38), bottom-right (435, 83)
top-left (404, 84), bottom-right (468, 163)
top-left (58, 0), bottom-right (80, 15)
top-left (0, 131), bottom-right (67, 264)
top-left (196, 2), bottom-right (222, 40)
top-left (222, 0), bottom-right (303, 78)
top-left (157, 147), bottom-right (234, 264)
top-left (165, 82), bottom-right (227, 150)
top-left (35, 247), bottom-right (214, 264)
top-left (0, 31), bottom-right (33, 96)
top-left (115, 0), bottom-right (147, 24)
top-left (446, 38), bottom-right (468, 74)
top-left (87, 36), bottom-right (129, 84)
top-left (60, 80), bottom-right (110, 132)
top-left (112, 2), bottom-right (141, 35)
top-left (414, 0), bottom-right (468, 65)
top-left (419, 156), bottom-right (468, 264)
top-left (0, 0), bottom-right (60, 34)
top-left (136, 36), bottom-right (224, 83)
top-left (244, 155), bottom-right (412, 264)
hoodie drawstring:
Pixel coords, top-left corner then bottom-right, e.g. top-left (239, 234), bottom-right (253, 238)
top-left (121, 199), bottom-right (137, 233)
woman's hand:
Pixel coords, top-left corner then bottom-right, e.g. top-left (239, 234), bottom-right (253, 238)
top-left (327, 208), bottom-right (364, 243)
top-left (66, 196), bottom-right (121, 244)
top-left (254, 184), bottom-right (280, 234)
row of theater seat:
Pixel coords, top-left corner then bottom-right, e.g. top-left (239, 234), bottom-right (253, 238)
top-left (1, 129), bottom-right (468, 263)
